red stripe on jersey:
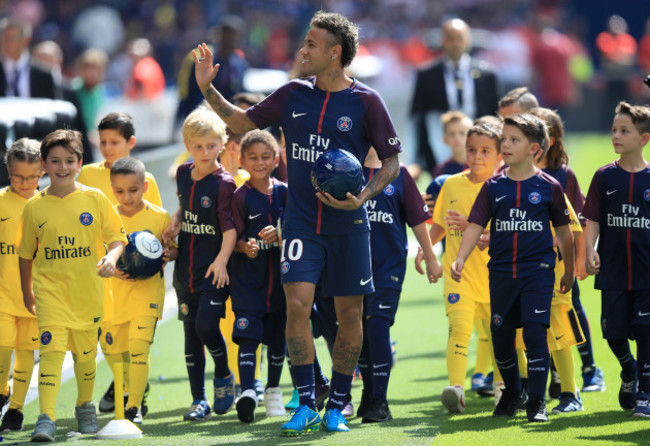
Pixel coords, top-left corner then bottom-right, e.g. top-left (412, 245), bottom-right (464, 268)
top-left (317, 92), bottom-right (330, 134)
top-left (368, 168), bottom-right (375, 181)
top-left (188, 180), bottom-right (196, 293)
top-left (627, 173), bottom-right (634, 290)
top-left (316, 200), bottom-right (322, 234)
top-left (513, 181), bottom-right (521, 278)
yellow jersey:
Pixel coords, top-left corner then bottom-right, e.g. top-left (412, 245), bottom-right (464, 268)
top-left (433, 172), bottom-right (490, 302)
top-left (18, 186), bottom-right (126, 329)
top-left (78, 161), bottom-right (163, 207)
top-left (0, 187), bottom-right (36, 318)
top-left (112, 201), bottom-right (170, 324)
top-left (551, 196), bottom-right (583, 305)
top-left (233, 168), bottom-right (250, 188)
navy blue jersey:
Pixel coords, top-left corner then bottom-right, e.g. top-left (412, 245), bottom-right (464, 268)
top-left (583, 161), bottom-right (650, 291)
top-left (246, 77), bottom-right (401, 236)
top-left (364, 165), bottom-right (430, 290)
top-left (469, 169), bottom-right (570, 278)
top-left (230, 179), bottom-right (287, 312)
top-left (542, 164), bottom-right (585, 225)
top-left (173, 162), bottom-right (236, 294)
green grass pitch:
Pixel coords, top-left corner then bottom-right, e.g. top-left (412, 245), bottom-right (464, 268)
top-left (5, 133), bottom-right (650, 445)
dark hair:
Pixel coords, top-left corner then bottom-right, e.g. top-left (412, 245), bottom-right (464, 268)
top-left (110, 157), bottom-right (145, 182)
top-left (5, 137), bottom-right (40, 167)
top-left (530, 107), bottom-right (568, 169)
top-left (310, 11), bottom-right (359, 68)
top-left (240, 129), bottom-right (279, 156)
top-left (467, 123), bottom-right (502, 153)
top-left (503, 114), bottom-right (550, 158)
top-left (615, 101), bottom-right (650, 134)
top-left (98, 111), bottom-right (135, 140)
top-left (474, 114), bottom-right (503, 130)
top-left (40, 129), bottom-right (83, 161)
top-left (499, 87), bottom-right (539, 111)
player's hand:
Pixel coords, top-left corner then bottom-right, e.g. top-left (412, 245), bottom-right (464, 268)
top-left (559, 273), bottom-right (573, 294)
top-left (477, 229), bottom-right (490, 251)
top-left (162, 217), bottom-right (180, 244)
top-left (421, 192), bottom-right (435, 208)
top-left (163, 245), bottom-right (178, 263)
top-left (23, 292), bottom-right (37, 316)
top-left (574, 255), bottom-right (588, 280)
top-left (445, 210), bottom-right (469, 231)
top-left (316, 191), bottom-right (363, 210)
top-left (113, 268), bottom-right (135, 282)
top-left (96, 256), bottom-right (117, 278)
top-left (425, 257), bottom-right (443, 284)
top-left (245, 239), bottom-right (260, 258)
top-left (451, 259), bottom-right (464, 282)
top-left (206, 258), bottom-right (229, 288)
top-left (193, 43), bottom-right (220, 92)
top-left (585, 250), bottom-right (600, 276)
top-left (258, 225), bottom-right (278, 245)
top-left (414, 247), bottom-right (426, 275)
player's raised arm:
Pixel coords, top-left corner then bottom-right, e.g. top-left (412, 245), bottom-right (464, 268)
top-left (451, 222), bottom-right (484, 282)
top-left (193, 43), bottom-right (257, 134)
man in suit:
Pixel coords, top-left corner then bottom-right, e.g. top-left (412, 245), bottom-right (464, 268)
top-left (0, 17), bottom-right (58, 99)
top-left (410, 18), bottom-right (499, 174)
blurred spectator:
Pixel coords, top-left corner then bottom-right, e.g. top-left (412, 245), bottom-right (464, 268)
top-left (0, 16), bottom-right (57, 98)
top-left (70, 48), bottom-right (108, 142)
top-left (639, 18), bottom-right (650, 74)
top-left (124, 37), bottom-right (165, 101)
top-left (175, 14), bottom-right (248, 131)
top-left (410, 18), bottom-right (499, 174)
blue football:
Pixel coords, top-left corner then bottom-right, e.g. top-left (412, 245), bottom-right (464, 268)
top-left (311, 149), bottom-right (364, 200)
top-left (426, 174), bottom-right (451, 201)
top-left (117, 230), bottom-right (164, 280)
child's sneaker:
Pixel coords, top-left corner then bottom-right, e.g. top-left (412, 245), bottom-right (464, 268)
top-left (321, 408), bottom-right (349, 432)
top-left (0, 408), bottom-right (24, 431)
top-left (236, 389), bottom-right (257, 423)
top-left (356, 388), bottom-right (373, 418)
top-left (285, 388), bottom-right (299, 410)
top-left (493, 388), bottom-right (526, 417)
top-left (75, 402), bottom-right (98, 433)
top-left (183, 399), bottom-right (212, 421)
top-left (263, 387), bottom-right (286, 417)
top-left (140, 382), bottom-right (150, 418)
top-left (582, 366), bottom-right (606, 392)
top-left (30, 414), bottom-right (56, 442)
top-left (124, 406), bottom-right (143, 424)
top-left (494, 381), bottom-right (505, 407)
top-left (552, 392), bottom-right (584, 413)
top-left (254, 379), bottom-right (265, 403)
top-left (361, 398), bottom-right (392, 423)
top-left (619, 371), bottom-right (637, 411)
top-left (526, 397), bottom-right (548, 422)
top-left (281, 405), bottom-right (321, 436)
top-left (441, 385), bottom-right (465, 414)
top-left (633, 394), bottom-right (650, 418)
top-left (0, 391), bottom-right (9, 409)
top-left (314, 381), bottom-right (330, 412)
top-left (213, 374), bottom-right (235, 414)
top-left (478, 371), bottom-right (494, 397)
top-left (471, 373), bottom-right (486, 391)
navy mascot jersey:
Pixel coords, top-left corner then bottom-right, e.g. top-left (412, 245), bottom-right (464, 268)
top-left (542, 164), bottom-right (585, 225)
top-left (584, 161), bottom-right (650, 291)
top-left (364, 165), bottom-right (430, 290)
top-left (173, 162), bottom-right (236, 293)
top-left (230, 179), bottom-right (287, 313)
top-left (469, 169), bottom-right (570, 278)
top-left (246, 77), bottom-right (401, 236)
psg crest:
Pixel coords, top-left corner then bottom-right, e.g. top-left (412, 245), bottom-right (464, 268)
top-left (79, 212), bottom-right (93, 226)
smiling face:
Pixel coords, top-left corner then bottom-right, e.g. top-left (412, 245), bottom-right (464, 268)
top-left (8, 160), bottom-right (41, 199)
top-left (612, 113), bottom-right (647, 155)
top-left (465, 133), bottom-right (501, 181)
top-left (240, 142), bottom-right (277, 182)
top-left (41, 146), bottom-right (82, 191)
top-left (500, 124), bottom-right (537, 168)
top-left (99, 128), bottom-right (135, 168)
top-left (298, 26), bottom-right (338, 77)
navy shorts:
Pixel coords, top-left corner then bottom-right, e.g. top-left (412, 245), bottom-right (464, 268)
top-left (489, 270), bottom-right (554, 329)
top-left (176, 287), bottom-right (229, 322)
top-left (601, 289), bottom-right (650, 339)
top-left (364, 288), bottom-right (401, 325)
top-left (280, 229), bottom-right (373, 296)
top-left (232, 309), bottom-right (286, 345)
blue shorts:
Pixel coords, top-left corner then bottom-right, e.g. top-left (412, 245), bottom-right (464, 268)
top-left (232, 309), bottom-right (286, 345)
top-left (489, 270), bottom-right (554, 329)
top-left (280, 229), bottom-right (373, 296)
top-left (601, 290), bottom-right (650, 339)
top-left (364, 288), bottom-right (401, 325)
top-left (176, 288), bottom-right (229, 322)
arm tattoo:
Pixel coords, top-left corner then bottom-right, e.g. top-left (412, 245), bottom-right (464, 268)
top-left (362, 154), bottom-right (400, 200)
top-left (287, 336), bottom-right (309, 365)
top-left (332, 338), bottom-right (362, 375)
top-left (205, 88), bottom-right (234, 119)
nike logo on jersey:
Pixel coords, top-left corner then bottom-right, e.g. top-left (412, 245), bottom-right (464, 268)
top-left (450, 200), bottom-right (457, 204)
top-left (0, 217), bottom-right (10, 221)
top-left (378, 304), bottom-right (391, 309)
top-left (137, 326), bottom-right (150, 330)
top-left (606, 190), bottom-right (617, 195)
top-left (31, 337), bottom-right (39, 342)
top-left (639, 311), bottom-right (650, 317)
top-left (132, 353), bottom-right (144, 357)
top-left (249, 213), bottom-right (262, 220)
top-left (373, 363), bottom-right (389, 369)
top-left (555, 335), bottom-right (565, 340)
top-left (209, 300), bottom-right (223, 306)
top-left (534, 309), bottom-right (547, 314)
top-left (360, 277), bottom-right (372, 286)
top-left (292, 111), bottom-right (307, 118)
top-left (38, 221), bottom-right (47, 228)
top-left (495, 195), bottom-right (507, 202)
top-left (83, 350), bottom-right (94, 355)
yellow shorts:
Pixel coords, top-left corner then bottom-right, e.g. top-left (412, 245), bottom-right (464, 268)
top-left (547, 303), bottom-right (585, 351)
top-left (103, 316), bottom-right (157, 355)
top-left (444, 292), bottom-right (490, 322)
top-left (39, 326), bottom-right (99, 361)
top-left (0, 312), bottom-right (38, 350)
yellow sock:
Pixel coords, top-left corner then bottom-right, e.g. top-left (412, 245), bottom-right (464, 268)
top-left (100, 335), bottom-right (115, 375)
top-left (221, 300), bottom-right (240, 383)
top-left (255, 345), bottom-right (262, 381)
top-left (0, 346), bottom-right (12, 396)
top-left (38, 351), bottom-right (66, 420)
top-left (473, 319), bottom-right (491, 376)
top-left (126, 339), bottom-right (150, 409)
top-left (8, 349), bottom-right (35, 411)
top-left (447, 310), bottom-right (474, 387)
top-left (553, 347), bottom-right (577, 394)
top-left (74, 356), bottom-right (96, 406)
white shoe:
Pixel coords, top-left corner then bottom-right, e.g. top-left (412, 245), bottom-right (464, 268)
top-left (263, 387), bottom-right (286, 417)
top-left (441, 385), bottom-right (465, 414)
top-left (494, 381), bottom-right (505, 407)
